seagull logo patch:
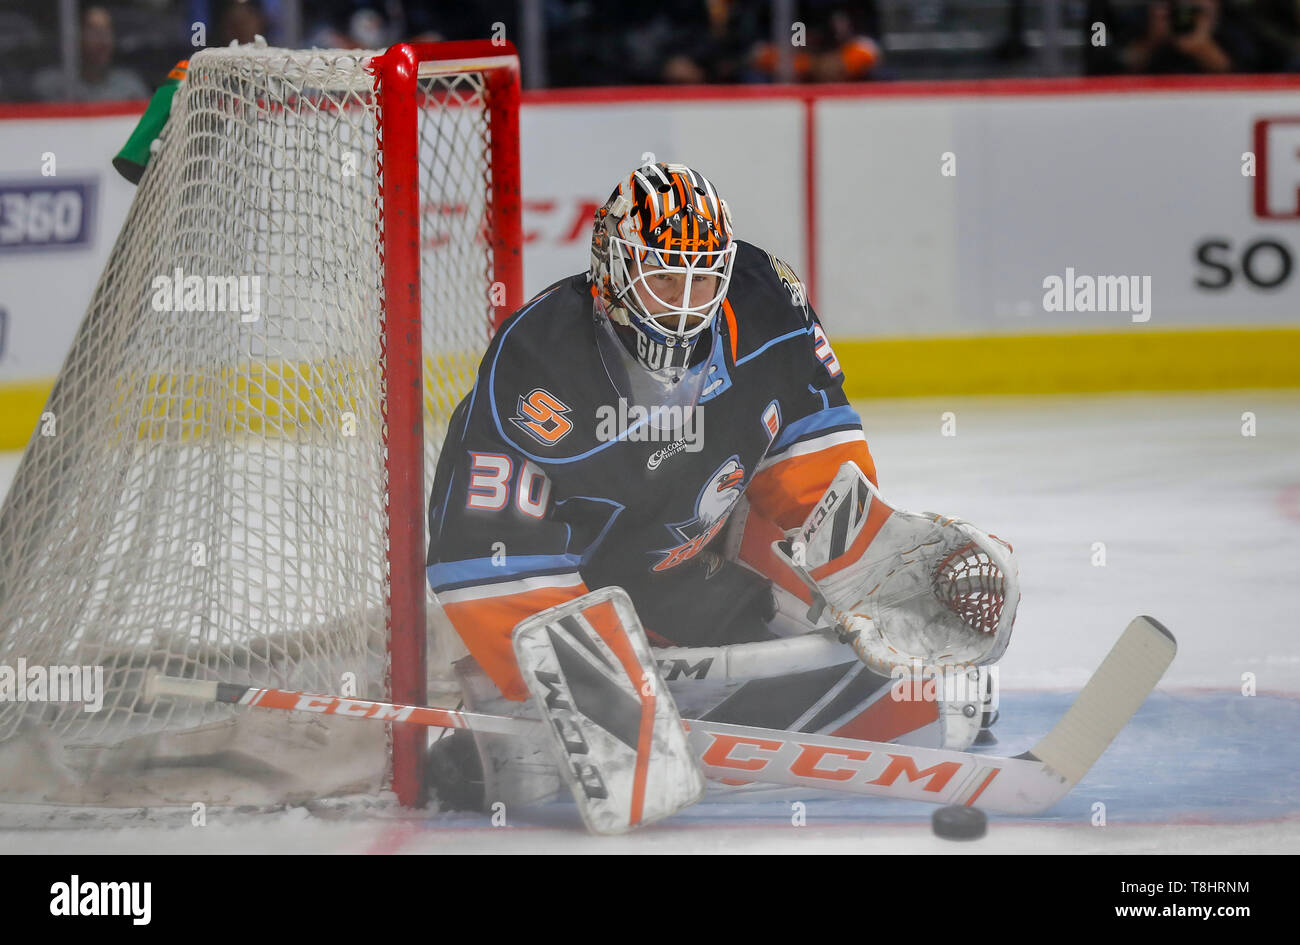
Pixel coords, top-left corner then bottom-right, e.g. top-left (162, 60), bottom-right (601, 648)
top-left (652, 456), bottom-right (746, 572)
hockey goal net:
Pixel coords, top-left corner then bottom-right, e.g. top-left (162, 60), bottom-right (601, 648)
top-left (0, 42), bottom-right (520, 808)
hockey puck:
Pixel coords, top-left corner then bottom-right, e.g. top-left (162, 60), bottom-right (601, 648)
top-left (931, 805), bottom-right (987, 840)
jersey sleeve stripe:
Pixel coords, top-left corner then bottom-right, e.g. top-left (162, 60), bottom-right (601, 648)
top-left (734, 326), bottom-right (809, 366)
top-left (427, 552), bottom-right (585, 592)
top-left (767, 405), bottom-right (864, 457)
top-left (759, 427), bottom-right (867, 473)
top-left (435, 571), bottom-right (585, 604)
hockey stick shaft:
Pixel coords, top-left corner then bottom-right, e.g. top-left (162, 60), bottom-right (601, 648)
top-left (146, 615), bottom-right (1174, 814)
top-left (144, 674), bottom-right (538, 738)
top-left (148, 672), bottom-right (1033, 809)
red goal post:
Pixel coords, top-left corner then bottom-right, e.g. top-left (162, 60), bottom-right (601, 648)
top-left (375, 41), bottom-right (522, 806)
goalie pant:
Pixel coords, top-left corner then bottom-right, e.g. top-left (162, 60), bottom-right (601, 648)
top-left (426, 241), bottom-right (963, 749)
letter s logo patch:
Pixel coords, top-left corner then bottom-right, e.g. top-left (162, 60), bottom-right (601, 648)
top-left (511, 388), bottom-right (573, 445)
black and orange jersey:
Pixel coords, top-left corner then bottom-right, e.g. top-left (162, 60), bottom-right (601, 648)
top-left (426, 241), bottom-right (877, 699)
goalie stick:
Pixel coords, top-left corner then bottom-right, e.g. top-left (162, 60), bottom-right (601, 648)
top-left (145, 615), bottom-right (1175, 817)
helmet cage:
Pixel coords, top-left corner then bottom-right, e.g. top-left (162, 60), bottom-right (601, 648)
top-left (608, 236), bottom-right (736, 346)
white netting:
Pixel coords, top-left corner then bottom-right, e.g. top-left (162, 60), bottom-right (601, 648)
top-left (0, 45), bottom-right (500, 804)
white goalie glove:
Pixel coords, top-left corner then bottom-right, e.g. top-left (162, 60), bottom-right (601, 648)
top-left (773, 462), bottom-right (1019, 676)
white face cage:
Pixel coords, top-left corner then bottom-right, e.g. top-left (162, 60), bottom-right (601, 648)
top-left (609, 236), bottom-right (737, 344)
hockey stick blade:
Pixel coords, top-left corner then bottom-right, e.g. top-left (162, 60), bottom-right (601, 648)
top-left (144, 616), bottom-right (1175, 818)
top-left (1025, 615), bottom-right (1177, 788)
top-left (690, 616), bottom-right (1175, 813)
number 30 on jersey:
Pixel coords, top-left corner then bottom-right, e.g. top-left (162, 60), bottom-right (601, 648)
top-left (466, 452), bottom-right (552, 518)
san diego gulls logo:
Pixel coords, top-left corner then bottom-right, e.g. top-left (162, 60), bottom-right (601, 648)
top-left (511, 388), bottom-right (573, 446)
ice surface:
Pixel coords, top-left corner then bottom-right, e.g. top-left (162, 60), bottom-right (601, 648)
top-left (1, 392), bottom-right (1297, 853)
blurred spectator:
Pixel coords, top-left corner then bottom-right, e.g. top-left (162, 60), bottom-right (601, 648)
top-left (301, 1), bottom-right (360, 49)
top-left (10, 0), bottom-right (1295, 104)
top-left (216, 0), bottom-right (268, 47)
top-left (747, 1), bottom-right (883, 83)
top-left (1115, 1), bottom-right (1258, 73)
top-left (588, 0), bottom-right (881, 86)
top-left (33, 6), bottom-right (150, 102)
top-left (348, 7), bottom-right (393, 47)
top-left (655, 0), bottom-right (767, 84)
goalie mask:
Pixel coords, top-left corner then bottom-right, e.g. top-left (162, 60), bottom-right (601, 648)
top-left (591, 163), bottom-right (736, 383)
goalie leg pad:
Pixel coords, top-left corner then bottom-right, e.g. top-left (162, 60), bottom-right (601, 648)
top-left (512, 587), bottom-right (705, 835)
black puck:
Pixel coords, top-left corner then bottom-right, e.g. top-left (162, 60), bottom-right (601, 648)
top-left (931, 805), bottom-right (987, 840)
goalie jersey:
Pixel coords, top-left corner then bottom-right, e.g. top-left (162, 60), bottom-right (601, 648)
top-left (427, 242), bottom-right (877, 700)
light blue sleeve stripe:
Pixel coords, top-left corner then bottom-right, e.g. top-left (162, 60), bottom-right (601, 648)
top-left (769, 404), bottom-right (861, 455)
top-left (734, 327), bottom-right (808, 366)
top-left (427, 552), bottom-right (584, 591)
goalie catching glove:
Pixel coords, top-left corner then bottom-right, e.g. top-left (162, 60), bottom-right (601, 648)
top-left (774, 462), bottom-right (1019, 676)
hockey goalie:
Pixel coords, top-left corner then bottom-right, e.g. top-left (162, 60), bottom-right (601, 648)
top-left (425, 162), bottom-right (1020, 813)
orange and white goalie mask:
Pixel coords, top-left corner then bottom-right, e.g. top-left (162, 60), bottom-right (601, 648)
top-left (590, 162), bottom-right (737, 387)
